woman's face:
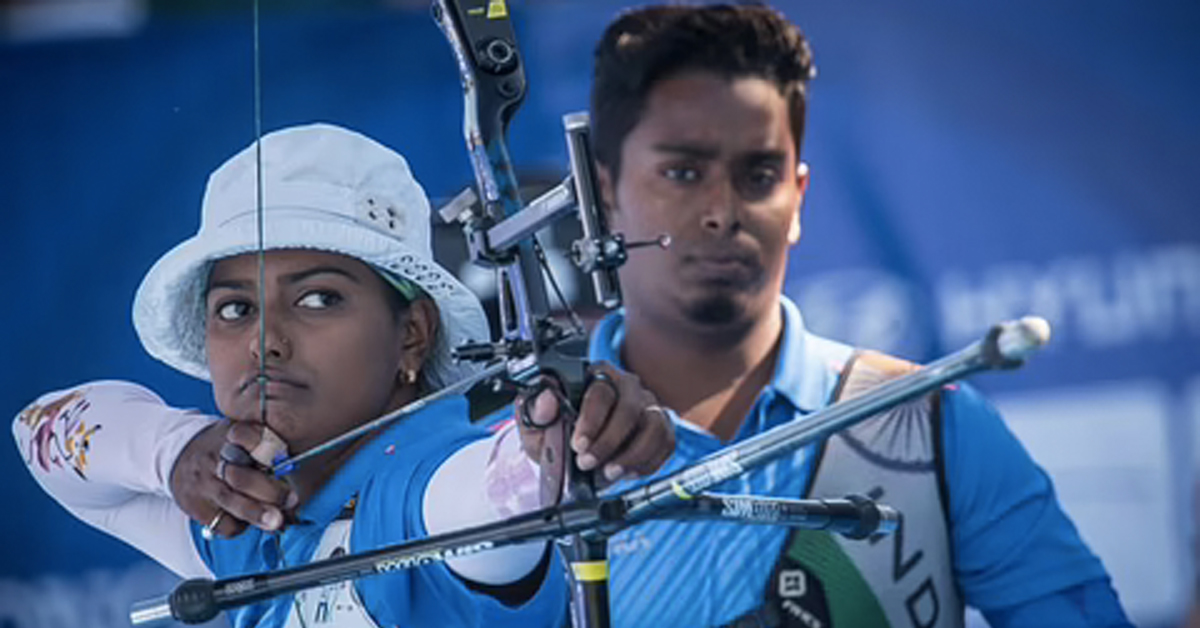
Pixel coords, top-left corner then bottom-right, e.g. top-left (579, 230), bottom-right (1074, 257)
top-left (204, 249), bottom-right (427, 455)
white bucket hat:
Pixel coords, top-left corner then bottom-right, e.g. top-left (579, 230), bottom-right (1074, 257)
top-left (132, 122), bottom-right (489, 390)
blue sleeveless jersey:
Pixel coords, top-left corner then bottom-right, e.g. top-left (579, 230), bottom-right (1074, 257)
top-left (190, 395), bottom-right (568, 628)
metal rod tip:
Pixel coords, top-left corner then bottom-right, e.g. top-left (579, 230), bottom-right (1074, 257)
top-left (1018, 316), bottom-right (1051, 347)
top-left (996, 315), bottom-right (1052, 362)
top-left (129, 596), bottom-right (173, 625)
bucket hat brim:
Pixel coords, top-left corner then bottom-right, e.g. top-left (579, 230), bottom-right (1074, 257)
top-left (132, 205), bottom-right (489, 390)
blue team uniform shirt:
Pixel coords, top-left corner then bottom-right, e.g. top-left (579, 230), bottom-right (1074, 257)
top-left (190, 395), bottom-right (568, 628)
top-left (589, 297), bottom-right (1130, 628)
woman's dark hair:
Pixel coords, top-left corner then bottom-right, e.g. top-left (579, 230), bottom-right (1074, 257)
top-left (377, 270), bottom-right (421, 321)
top-left (591, 4), bottom-right (816, 181)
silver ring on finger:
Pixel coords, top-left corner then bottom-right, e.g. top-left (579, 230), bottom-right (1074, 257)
top-left (215, 458), bottom-right (229, 483)
top-left (588, 370), bottom-right (620, 402)
top-left (201, 511), bottom-right (225, 541)
top-left (642, 404), bottom-right (671, 421)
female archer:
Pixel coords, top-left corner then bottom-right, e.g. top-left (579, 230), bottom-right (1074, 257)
top-left (13, 123), bottom-right (673, 627)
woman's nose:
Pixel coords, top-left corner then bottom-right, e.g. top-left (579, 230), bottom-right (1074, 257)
top-left (248, 323), bottom-right (291, 362)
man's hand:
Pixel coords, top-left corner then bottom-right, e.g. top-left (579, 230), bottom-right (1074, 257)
top-left (169, 420), bottom-right (296, 538)
top-left (517, 362), bottom-right (675, 490)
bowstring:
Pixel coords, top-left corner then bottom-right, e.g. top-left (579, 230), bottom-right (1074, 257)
top-left (249, 2), bottom-right (310, 627)
top-left (531, 236), bottom-right (585, 338)
top-left (252, 0), bottom-right (266, 448)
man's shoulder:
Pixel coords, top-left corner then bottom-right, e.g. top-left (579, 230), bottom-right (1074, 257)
top-left (938, 380), bottom-right (1000, 424)
top-left (780, 330), bottom-right (855, 407)
top-left (800, 333), bottom-right (998, 413)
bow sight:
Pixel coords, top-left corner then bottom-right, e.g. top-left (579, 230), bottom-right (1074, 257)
top-left (431, 2), bottom-right (635, 377)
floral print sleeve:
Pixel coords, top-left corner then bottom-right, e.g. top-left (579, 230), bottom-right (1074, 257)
top-left (12, 381), bottom-right (217, 578)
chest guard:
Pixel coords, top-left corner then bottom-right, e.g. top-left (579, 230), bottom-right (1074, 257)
top-left (731, 351), bottom-right (964, 628)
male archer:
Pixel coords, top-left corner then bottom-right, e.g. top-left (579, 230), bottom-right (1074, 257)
top-left (567, 4), bottom-right (1130, 627)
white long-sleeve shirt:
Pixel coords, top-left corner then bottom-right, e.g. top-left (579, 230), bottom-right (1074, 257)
top-left (13, 381), bottom-right (215, 578)
top-left (12, 380), bottom-right (544, 584)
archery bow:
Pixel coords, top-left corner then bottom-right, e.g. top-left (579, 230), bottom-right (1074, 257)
top-left (128, 2), bottom-right (1053, 626)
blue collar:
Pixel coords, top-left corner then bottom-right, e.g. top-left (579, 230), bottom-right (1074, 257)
top-left (774, 296), bottom-right (829, 413)
top-left (588, 296), bottom-right (834, 418)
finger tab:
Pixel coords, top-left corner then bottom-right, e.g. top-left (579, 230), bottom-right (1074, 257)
top-left (249, 426), bottom-right (288, 468)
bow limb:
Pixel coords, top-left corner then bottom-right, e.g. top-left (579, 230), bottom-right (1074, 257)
top-left (433, 3), bottom-right (610, 627)
top-left (432, 0), bottom-right (549, 347)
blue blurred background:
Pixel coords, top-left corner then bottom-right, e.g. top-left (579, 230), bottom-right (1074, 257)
top-left (2, 1), bottom-right (1197, 626)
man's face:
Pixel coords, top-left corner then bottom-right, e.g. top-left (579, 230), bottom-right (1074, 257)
top-left (204, 250), bottom-right (410, 455)
top-left (602, 70), bottom-right (807, 337)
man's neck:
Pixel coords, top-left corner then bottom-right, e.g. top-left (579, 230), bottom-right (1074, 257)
top-left (621, 301), bottom-right (784, 442)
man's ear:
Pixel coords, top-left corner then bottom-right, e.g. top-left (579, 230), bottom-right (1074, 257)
top-left (399, 298), bottom-right (440, 380)
top-left (597, 163), bottom-right (617, 221)
top-left (788, 161), bottom-right (810, 245)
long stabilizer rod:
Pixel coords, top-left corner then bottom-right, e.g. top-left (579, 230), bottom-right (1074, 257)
top-left (131, 317), bottom-right (1049, 625)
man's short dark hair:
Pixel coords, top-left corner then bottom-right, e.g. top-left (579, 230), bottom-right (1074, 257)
top-left (591, 4), bottom-right (816, 181)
